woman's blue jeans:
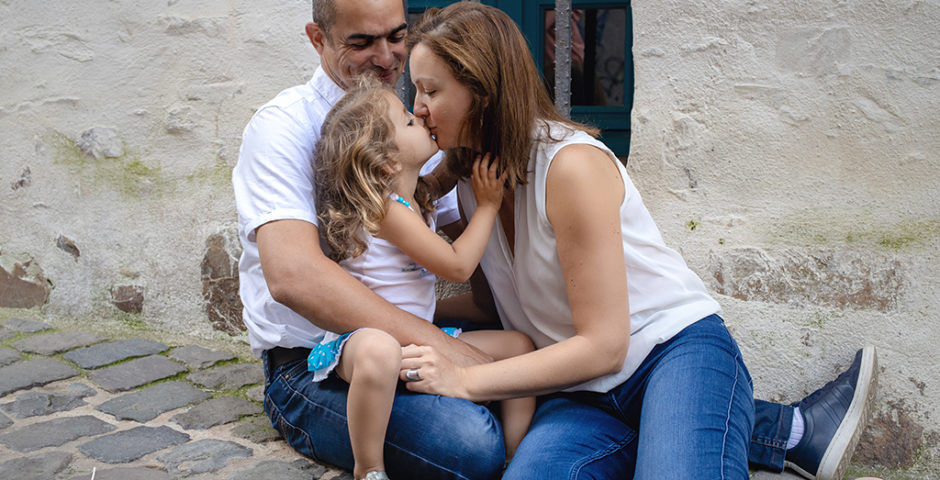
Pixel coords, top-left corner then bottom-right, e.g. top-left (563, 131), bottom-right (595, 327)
top-left (262, 350), bottom-right (505, 480)
top-left (503, 315), bottom-right (756, 479)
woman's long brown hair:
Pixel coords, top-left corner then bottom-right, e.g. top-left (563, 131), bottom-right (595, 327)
top-left (408, 2), bottom-right (598, 188)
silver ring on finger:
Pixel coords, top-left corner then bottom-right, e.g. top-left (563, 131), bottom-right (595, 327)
top-left (405, 368), bottom-right (421, 382)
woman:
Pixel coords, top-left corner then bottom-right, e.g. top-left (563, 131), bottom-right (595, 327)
top-left (399, 3), bottom-right (755, 478)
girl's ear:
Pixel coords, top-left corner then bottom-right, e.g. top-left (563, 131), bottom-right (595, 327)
top-left (381, 159), bottom-right (402, 176)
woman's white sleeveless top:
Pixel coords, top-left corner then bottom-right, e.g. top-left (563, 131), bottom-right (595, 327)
top-left (457, 121), bottom-right (721, 393)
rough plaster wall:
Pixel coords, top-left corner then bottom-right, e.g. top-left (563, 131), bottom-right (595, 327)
top-left (1, 0), bottom-right (938, 473)
top-left (1, 1), bottom-right (315, 335)
top-left (630, 0), bottom-right (939, 473)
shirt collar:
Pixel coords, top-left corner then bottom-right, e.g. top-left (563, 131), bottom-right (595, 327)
top-left (310, 66), bottom-right (346, 107)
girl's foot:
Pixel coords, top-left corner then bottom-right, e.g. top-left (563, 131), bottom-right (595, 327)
top-left (363, 471), bottom-right (390, 480)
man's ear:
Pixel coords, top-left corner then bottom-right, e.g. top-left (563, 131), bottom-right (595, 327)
top-left (306, 22), bottom-right (328, 53)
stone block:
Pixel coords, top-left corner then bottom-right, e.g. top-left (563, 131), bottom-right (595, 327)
top-left (1, 318), bottom-right (51, 333)
top-left (245, 384), bottom-right (264, 403)
top-left (64, 338), bottom-right (169, 369)
top-left (855, 399), bottom-right (925, 469)
top-left (187, 362), bottom-right (263, 391)
top-left (0, 358), bottom-right (79, 396)
top-left (201, 232), bottom-right (245, 335)
top-left (89, 355), bottom-right (187, 392)
top-left (168, 344), bottom-right (235, 370)
top-left (231, 415), bottom-right (281, 444)
top-left (66, 467), bottom-right (173, 480)
top-left (78, 426), bottom-right (190, 464)
top-left (11, 330), bottom-right (104, 355)
top-left (707, 248), bottom-right (902, 312)
top-left (0, 260), bottom-right (49, 308)
top-left (0, 347), bottom-right (22, 367)
top-left (170, 396), bottom-right (260, 429)
top-left (0, 451), bottom-right (72, 480)
top-left (96, 381), bottom-right (210, 422)
top-left (230, 460), bottom-right (328, 480)
top-left (156, 439), bottom-right (252, 477)
top-left (55, 235), bottom-right (81, 261)
top-left (1, 383), bottom-right (96, 418)
top-left (0, 415), bottom-right (115, 452)
top-left (111, 285), bottom-right (145, 313)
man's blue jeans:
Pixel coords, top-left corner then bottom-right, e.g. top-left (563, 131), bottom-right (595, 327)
top-left (262, 350), bottom-right (505, 480)
top-left (503, 315), bottom-right (755, 479)
top-left (751, 399), bottom-right (793, 472)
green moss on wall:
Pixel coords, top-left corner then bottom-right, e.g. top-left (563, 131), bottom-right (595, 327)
top-left (772, 212), bottom-right (940, 252)
top-left (48, 132), bottom-right (166, 198)
top-left (185, 160), bottom-right (232, 189)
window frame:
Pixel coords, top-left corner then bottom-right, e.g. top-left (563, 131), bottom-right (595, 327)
top-left (404, 0), bottom-right (633, 156)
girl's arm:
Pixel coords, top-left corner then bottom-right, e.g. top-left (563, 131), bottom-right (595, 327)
top-left (400, 144), bottom-right (631, 400)
top-left (380, 154), bottom-right (504, 283)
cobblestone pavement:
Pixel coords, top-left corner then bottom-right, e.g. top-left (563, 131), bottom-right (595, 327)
top-left (1, 313), bottom-right (900, 480)
top-left (0, 316), bottom-right (351, 480)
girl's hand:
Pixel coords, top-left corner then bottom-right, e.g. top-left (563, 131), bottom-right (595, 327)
top-left (400, 344), bottom-right (471, 400)
top-left (471, 153), bottom-right (506, 210)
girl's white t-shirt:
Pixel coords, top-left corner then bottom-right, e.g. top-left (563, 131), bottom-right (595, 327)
top-left (457, 121), bottom-right (721, 393)
top-left (337, 214), bottom-right (439, 324)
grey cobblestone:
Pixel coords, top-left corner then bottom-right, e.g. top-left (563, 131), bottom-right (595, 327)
top-left (171, 396), bottom-right (261, 430)
top-left (89, 355), bottom-right (187, 392)
top-left (231, 415), bottom-right (282, 444)
top-left (63, 338), bottom-right (169, 369)
top-left (1, 383), bottom-right (96, 418)
top-left (168, 344), bottom-right (236, 369)
top-left (246, 384), bottom-right (265, 403)
top-left (0, 347), bottom-right (21, 367)
top-left (1, 318), bottom-right (52, 333)
top-left (96, 381), bottom-right (211, 422)
top-left (0, 357), bottom-right (79, 396)
top-left (11, 330), bottom-right (103, 355)
top-left (78, 425), bottom-right (191, 463)
top-left (0, 327), bottom-right (15, 341)
top-left (0, 324), bottom-right (364, 479)
top-left (188, 362), bottom-right (264, 390)
top-left (66, 466), bottom-right (173, 480)
top-left (230, 459), bottom-right (328, 480)
top-left (156, 439), bottom-right (253, 477)
top-left (0, 451), bottom-right (72, 480)
top-left (0, 415), bottom-right (115, 452)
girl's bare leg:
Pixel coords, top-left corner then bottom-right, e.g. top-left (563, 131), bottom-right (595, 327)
top-left (335, 328), bottom-right (402, 480)
top-left (458, 329), bottom-right (536, 460)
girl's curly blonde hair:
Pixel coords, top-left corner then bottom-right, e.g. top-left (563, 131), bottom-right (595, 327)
top-left (314, 79), bottom-right (435, 261)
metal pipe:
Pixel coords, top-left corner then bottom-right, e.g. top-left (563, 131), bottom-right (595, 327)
top-left (554, 0), bottom-right (573, 117)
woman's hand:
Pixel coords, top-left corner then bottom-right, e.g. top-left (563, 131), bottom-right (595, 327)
top-left (399, 344), bottom-right (472, 400)
top-left (470, 153), bottom-right (505, 211)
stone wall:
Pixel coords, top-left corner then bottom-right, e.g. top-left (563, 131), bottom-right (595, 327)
top-left (1, 0), bottom-right (938, 474)
top-left (629, 0), bottom-right (940, 473)
top-left (1, 0), bottom-right (316, 334)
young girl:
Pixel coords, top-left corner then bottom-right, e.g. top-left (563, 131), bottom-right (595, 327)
top-left (310, 81), bottom-right (534, 480)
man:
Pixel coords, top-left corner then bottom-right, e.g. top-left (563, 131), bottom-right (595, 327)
top-left (233, 1), bottom-right (504, 478)
top-left (233, 1), bottom-right (876, 479)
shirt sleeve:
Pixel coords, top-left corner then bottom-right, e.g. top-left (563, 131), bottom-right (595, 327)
top-left (233, 105), bottom-right (320, 243)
